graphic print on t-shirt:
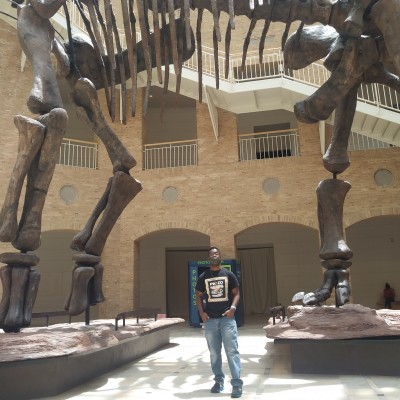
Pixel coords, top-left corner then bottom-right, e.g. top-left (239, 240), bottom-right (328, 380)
top-left (205, 276), bottom-right (229, 302)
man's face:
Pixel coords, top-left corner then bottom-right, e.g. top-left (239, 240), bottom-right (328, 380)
top-left (209, 249), bottom-right (221, 266)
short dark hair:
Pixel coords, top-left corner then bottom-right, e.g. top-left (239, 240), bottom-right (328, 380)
top-left (209, 246), bottom-right (221, 254)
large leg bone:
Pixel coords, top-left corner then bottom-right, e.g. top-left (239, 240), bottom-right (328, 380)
top-left (0, 254), bottom-right (40, 330)
top-left (13, 108), bottom-right (68, 252)
top-left (317, 179), bottom-right (352, 261)
top-left (91, 262), bottom-right (105, 304)
top-left (294, 36), bottom-right (379, 123)
top-left (17, 5), bottom-right (63, 114)
top-left (84, 171), bottom-right (142, 256)
top-left (73, 78), bottom-right (136, 173)
top-left (0, 266), bottom-right (11, 327)
top-left (71, 178), bottom-right (112, 252)
top-left (64, 255), bottom-right (104, 317)
top-left (293, 179), bottom-right (353, 307)
top-left (0, 117), bottom-right (45, 242)
top-left (4, 266), bottom-right (30, 331)
top-left (323, 86), bottom-right (358, 174)
top-left (22, 269), bottom-right (41, 327)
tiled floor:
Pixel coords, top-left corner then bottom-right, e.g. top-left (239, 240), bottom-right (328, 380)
top-left (42, 317), bottom-right (400, 400)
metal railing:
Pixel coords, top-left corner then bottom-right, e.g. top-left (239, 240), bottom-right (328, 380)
top-left (32, 311), bottom-right (72, 326)
top-left (358, 83), bottom-right (400, 113)
top-left (348, 131), bottom-right (396, 151)
top-left (114, 307), bottom-right (161, 331)
top-left (238, 129), bottom-right (300, 162)
top-left (143, 139), bottom-right (198, 170)
top-left (184, 47), bottom-right (400, 113)
top-left (58, 138), bottom-right (98, 169)
top-left (184, 47), bottom-right (330, 87)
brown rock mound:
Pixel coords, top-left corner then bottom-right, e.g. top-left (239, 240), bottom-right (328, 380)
top-left (265, 304), bottom-right (400, 340)
top-left (0, 318), bottom-right (184, 362)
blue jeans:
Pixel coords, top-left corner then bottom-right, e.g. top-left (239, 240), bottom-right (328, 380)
top-left (204, 317), bottom-right (243, 387)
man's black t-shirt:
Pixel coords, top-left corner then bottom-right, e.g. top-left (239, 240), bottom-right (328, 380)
top-left (196, 268), bottom-right (239, 318)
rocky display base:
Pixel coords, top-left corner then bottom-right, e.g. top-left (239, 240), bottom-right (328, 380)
top-left (265, 304), bottom-right (400, 376)
top-left (0, 318), bottom-right (184, 399)
top-left (275, 336), bottom-right (400, 376)
top-left (265, 304), bottom-right (400, 340)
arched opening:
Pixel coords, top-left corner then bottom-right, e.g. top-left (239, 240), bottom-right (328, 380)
top-left (236, 222), bottom-right (321, 314)
top-left (346, 215), bottom-right (400, 309)
top-left (137, 229), bottom-right (210, 318)
top-left (32, 230), bottom-right (99, 324)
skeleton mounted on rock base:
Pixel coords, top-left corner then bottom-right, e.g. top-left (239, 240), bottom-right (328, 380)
top-left (0, 0), bottom-right (399, 332)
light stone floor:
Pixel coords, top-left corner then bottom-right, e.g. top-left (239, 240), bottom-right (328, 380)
top-left (40, 316), bottom-right (400, 400)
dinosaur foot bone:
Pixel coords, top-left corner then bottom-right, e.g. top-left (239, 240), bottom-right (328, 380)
top-left (0, 253), bottom-right (41, 333)
top-left (293, 265), bottom-right (351, 307)
top-left (64, 266), bottom-right (95, 316)
top-left (71, 253), bottom-right (105, 304)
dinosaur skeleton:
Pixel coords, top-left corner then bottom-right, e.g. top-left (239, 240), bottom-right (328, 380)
top-left (0, 0), bottom-right (399, 331)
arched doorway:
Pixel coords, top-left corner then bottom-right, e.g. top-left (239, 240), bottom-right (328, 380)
top-left (33, 230), bottom-right (96, 323)
top-left (236, 222), bottom-right (321, 314)
top-left (346, 215), bottom-right (400, 308)
top-left (137, 229), bottom-right (210, 318)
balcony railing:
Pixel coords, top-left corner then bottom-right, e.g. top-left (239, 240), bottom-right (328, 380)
top-left (58, 138), bottom-right (98, 169)
top-left (238, 129), bottom-right (300, 162)
top-left (184, 47), bottom-right (400, 113)
top-left (143, 140), bottom-right (198, 170)
top-left (348, 131), bottom-right (396, 151)
top-left (57, 4), bottom-right (399, 115)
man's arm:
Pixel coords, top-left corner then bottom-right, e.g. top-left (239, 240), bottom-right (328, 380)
top-left (196, 290), bottom-right (209, 322)
top-left (223, 287), bottom-right (240, 318)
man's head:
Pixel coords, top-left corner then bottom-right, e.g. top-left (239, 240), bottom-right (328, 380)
top-left (209, 247), bottom-right (221, 266)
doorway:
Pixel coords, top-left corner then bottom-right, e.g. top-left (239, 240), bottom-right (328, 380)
top-left (237, 246), bottom-right (278, 315)
top-left (166, 249), bottom-right (209, 318)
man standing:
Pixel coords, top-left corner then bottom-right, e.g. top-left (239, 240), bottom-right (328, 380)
top-left (196, 247), bottom-right (243, 398)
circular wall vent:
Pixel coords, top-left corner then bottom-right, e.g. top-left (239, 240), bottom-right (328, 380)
top-left (263, 178), bottom-right (280, 195)
top-left (374, 169), bottom-right (394, 187)
top-left (162, 186), bottom-right (179, 203)
top-left (60, 185), bottom-right (78, 204)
